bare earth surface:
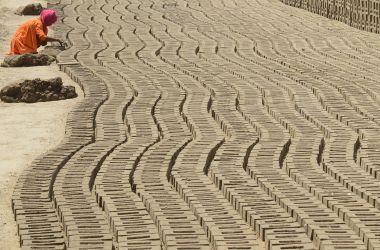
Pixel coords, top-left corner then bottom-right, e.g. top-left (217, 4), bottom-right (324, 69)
top-left (0, 1), bottom-right (83, 249)
top-left (6, 0), bottom-right (380, 249)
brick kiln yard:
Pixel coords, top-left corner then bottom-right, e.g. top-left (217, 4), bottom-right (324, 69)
top-left (2, 0), bottom-right (380, 249)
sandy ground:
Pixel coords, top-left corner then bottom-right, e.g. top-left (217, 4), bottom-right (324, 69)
top-left (0, 1), bottom-right (83, 249)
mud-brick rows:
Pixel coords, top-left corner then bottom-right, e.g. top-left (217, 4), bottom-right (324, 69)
top-left (12, 0), bottom-right (380, 249)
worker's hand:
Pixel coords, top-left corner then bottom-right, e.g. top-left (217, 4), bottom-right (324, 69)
top-left (53, 38), bottom-right (63, 46)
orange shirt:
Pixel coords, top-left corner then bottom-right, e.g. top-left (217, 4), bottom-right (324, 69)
top-left (9, 17), bottom-right (48, 55)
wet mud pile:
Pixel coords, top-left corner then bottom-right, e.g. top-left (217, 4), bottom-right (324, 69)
top-left (0, 77), bottom-right (77, 103)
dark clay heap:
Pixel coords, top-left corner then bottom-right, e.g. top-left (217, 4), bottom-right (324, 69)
top-left (15, 3), bottom-right (43, 16)
top-left (0, 77), bottom-right (77, 103)
top-left (1, 54), bottom-right (55, 67)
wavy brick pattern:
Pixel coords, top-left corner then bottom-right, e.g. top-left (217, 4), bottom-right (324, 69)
top-left (12, 0), bottom-right (380, 249)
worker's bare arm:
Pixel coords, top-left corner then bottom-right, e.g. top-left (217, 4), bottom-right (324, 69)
top-left (45, 36), bottom-right (63, 45)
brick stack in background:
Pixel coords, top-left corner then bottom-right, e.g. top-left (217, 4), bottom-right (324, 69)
top-left (281, 0), bottom-right (380, 33)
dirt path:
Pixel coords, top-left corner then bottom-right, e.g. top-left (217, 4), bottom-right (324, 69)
top-left (0, 1), bottom-right (82, 249)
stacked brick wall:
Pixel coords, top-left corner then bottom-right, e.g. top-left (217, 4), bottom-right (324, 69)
top-left (281, 0), bottom-right (380, 33)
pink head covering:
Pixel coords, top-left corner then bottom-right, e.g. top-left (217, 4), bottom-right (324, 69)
top-left (40, 9), bottom-right (58, 26)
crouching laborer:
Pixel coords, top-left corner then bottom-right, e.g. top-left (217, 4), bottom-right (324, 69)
top-left (9, 9), bottom-right (63, 55)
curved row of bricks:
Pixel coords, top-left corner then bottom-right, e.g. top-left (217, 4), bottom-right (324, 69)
top-left (12, 0), bottom-right (380, 249)
top-left (168, 0), bottom-right (378, 249)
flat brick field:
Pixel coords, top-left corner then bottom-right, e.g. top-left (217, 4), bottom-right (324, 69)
top-left (12, 0), bottom-right (380, 249)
